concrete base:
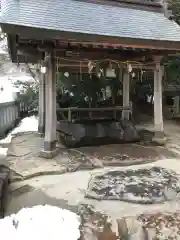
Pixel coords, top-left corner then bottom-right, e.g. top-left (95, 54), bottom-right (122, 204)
top-left (39, 147), bottom-right (60, 159)
top-left (152, 132), bottom-right (166, 146)
top-left (44, 141), bottom-right (57, 152)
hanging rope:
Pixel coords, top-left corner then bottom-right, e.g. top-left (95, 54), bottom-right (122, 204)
top-left (55, 57), bottom-right (154, 67)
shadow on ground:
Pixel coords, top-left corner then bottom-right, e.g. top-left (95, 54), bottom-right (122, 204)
top-left (7, 188), bottom-right (78, 215)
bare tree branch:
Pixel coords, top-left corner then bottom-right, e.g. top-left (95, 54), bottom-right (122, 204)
top-left (25, 63), bottom-right (40, 84)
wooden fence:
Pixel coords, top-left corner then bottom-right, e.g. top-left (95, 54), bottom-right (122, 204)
top-left (19, 102), bottom-right (32, 114)
top-left (0, 101), bottom-right (19, 137)
top-left (0, 101), bottom-right (30, 138)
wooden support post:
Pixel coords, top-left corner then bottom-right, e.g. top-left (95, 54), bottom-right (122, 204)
top-left (40, 52), bottom-right (58, 158)
top-left (174, 96), bottom-right (180, 115)
top-left (153, 56), bottom-right (166, 145)
top-left (122, 70), bottom-right (130, 120)
top-left (38, 72), bottom-right (45, 135)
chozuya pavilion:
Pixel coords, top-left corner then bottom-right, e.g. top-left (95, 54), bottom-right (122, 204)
top-left (1, 0), bottom-right (180, 157)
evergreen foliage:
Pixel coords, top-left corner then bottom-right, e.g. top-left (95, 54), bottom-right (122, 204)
top-left (164, 0), bottom-right (180, 87)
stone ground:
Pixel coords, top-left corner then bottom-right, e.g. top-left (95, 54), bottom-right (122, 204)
top-left (138, 119), bottom-right (180, 156)
top-left (4, 119), bottom-right (180, 239)
top-left (5, 131), bottom-right (176, 180)
top-left (86, 166), bottom-right (180, 203)
top-left (7, 161), bottom-right (180, 239)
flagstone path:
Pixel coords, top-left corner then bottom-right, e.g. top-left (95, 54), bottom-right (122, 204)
top-left (3, 122), bottom-right (180, 239)
top-left (7, 166), bottom-right (180, 240)
top-left (86, 166), bottom-right (180, 203)
top-left (4, 132), bottom-right (176, 181)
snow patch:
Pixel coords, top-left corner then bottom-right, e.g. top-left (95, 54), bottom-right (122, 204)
top-left (0, 205), bottom-right (81, 240)
top-left (0, 116), bottom-right (38, 159)
top-left (11, 116), bottom-right (38, 135)
top-left (0, 134), bottom-right (13, 145)
top-left (0, 147), bottom-right (8, 157)
top-left (0, 116), bottom-right (38, 145)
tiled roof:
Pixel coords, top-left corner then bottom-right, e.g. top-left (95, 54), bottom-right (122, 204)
top-left (1, 0), bottom-right (180, 41)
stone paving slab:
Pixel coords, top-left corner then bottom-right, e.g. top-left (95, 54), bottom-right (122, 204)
top-left (5, 133), bottom-right (177, 181)
top-left (6, 168), bottom-right (180, 240)
top-left (76, 144), bottom-right (175, 167)
top-left (86, 166), bottom-right (180, 204)
top-left (55, 149), bottom-right (103, 171)
top-left (7, 134), bottom-right (96, 179)
top-left (7, 133), bottom-right (43, 158)
top-left (8, 157), bottom-right (67, 182)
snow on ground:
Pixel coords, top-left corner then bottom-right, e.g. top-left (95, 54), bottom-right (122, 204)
top-left (0, 205), bottom-right (81, 240)
top-left (0, 134), bottom-right (13, 145)
top-left (0, 147), bottom-right (8, 157)
top-left (11, 115), bottom-right (38, 135)
top-left (0, 116), bottom-right (38, 157)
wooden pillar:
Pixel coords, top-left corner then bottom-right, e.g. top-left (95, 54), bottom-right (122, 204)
top-left (174, 96), bottom-right (180, 115)
top-left (122, 70), bottom-right (130, 120)
top-left (153, 56), bottom-right (166, 144)
top-left (43, 53), bottom-right (57, 153)
top-left (38, 72), bottom-right (45, 134)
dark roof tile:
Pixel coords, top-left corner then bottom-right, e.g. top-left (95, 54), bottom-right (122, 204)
top-left (1, 0), bottom-right (180, 41)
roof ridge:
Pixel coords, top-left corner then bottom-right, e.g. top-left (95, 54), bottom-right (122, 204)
top-left (115, 0), bottom-right (162, 7)
top-left (85, 0), bottom-right (171, 18)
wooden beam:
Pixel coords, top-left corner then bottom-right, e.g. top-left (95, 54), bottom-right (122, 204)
top-left (7, 34), bottom-right (17, 62)
top-left (4, 24), bottom-right (180, 52)
top-left (131, 63), bottom-right (156, 70)
top-left (58, 106), bottom-right (131, 112)
top-left (18, 45), bottom-right (151, 61)
top-left (57, 63), bottom-right (155, 72)
top-left (55, 49), bottom-right (149, 61)
top-left (18, 39), bottom-right (177, 56)
top-left (19, 43), bottom-right (150, 57)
